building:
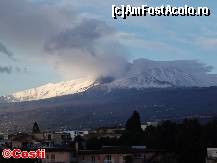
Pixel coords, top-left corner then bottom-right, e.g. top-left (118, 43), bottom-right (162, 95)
top-left (9, 133), bottom-right (35, 148)
top-left (206, 148), bottom-right (217, 163)
top-left (77, 146), bottom-right (176, 163)
top-left (8, 131), bottom-right (72, 149)
top-left (42, 147), bottom-right (76, 163)
top-left (51, 132), bottom-right (72, 145)
top-left (141, 122), bottom-right (159, 131)
top-left (0, 133), bottom-right (9, 140)
top-left (38, 131), bottom-right (72, 147)
top-left (64, 130), bottom-right (89, 140)
top-left (90, 127), bottom-right (125, 139)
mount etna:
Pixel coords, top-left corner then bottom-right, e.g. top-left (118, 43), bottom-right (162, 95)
top-left (1, 59), bottom-right (217, 132)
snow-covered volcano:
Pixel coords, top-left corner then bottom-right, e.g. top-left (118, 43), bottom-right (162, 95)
top-left (2, 59), bottom-right (217, 102)
top-left (108, 59), bottom-right (217, 89)
top-left (3, 78), bottom-right (97, 102)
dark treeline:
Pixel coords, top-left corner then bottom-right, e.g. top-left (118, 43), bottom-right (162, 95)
top-left (86, 111), bottom-right (217, 163)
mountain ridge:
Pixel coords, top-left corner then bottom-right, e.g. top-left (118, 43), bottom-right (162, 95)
top-left (2, 59), bottom-right (217, 103)
top-left (1, 86), bottom-right (217, 132)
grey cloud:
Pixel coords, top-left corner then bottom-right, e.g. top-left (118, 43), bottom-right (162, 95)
top-left (45, 19), bottom-right (115, 56)
top-left (15, 66), bottom-right (29, 74)
top-left (0, 0), bottom-right (76, 52)
top-left (0, 1), bottom-right (128, 79)
top-left (0, 65), bottom-right (28, 74)
top-left (44, 18), bottom-right (128, 79)
top-left (0, 66), bottom-right (12, 74)
top-left (0, 42), bottom-right (13, 58)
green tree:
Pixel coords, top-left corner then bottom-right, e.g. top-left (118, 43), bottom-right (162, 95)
top-left (120, 111), bottom-right (144, 146)
top-left (126, 111), bottom-right (143, 133)
top-left (175, 119), bottom-right (204, 163)
top-left (32, 122), bottom-right (40, 133)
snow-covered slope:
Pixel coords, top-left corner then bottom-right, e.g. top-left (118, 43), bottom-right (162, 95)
top-left (107, 59), bottom-right (217, 89)
top-left (4, 78), bottom-right (97, 102)
top-left (2, 59), bottom-right (217, 102)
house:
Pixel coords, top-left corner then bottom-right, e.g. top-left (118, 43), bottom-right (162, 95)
top-left (9, 133), bottom-right (35, 148)
top-left (9, 131), bottom-right (72, 149)
top-left (42, 131), bottom-right (72, 146)
top-left (32, 132), bottom-right (44, 141)
top-left (206, 148), bottom-right (217, 163)
top-left (52, 132), bottom-right (72, 145)
top-left (77, 146), bottom-right (176, 163)
top-left (42, 147), bottom-right (76, 163)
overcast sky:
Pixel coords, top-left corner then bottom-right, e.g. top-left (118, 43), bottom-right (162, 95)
top-left (0, 0), bottom-right (217, 95)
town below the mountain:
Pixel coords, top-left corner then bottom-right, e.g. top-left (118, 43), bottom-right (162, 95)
top-left (0, 111), bottom-right (217, 163)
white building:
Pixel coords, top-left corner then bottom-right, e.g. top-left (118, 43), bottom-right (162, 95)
top-left (206, 148), bottom-right (217, 163)
top-left (141, 121), bottom-right (159, 131)
top-left (64, 130), bottom-right (89, 140)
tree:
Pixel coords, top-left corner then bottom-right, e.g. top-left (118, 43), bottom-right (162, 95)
top-left (32, 122), bottom-right (40, 133)
top-left (120, 111), bottom-right (144, 146)
top-left (144, 120), bottom-right (177, 150)
top-left (126, 111), bottom-right (143, 133)
top-left (175, 118), bottom-right (204, 163)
